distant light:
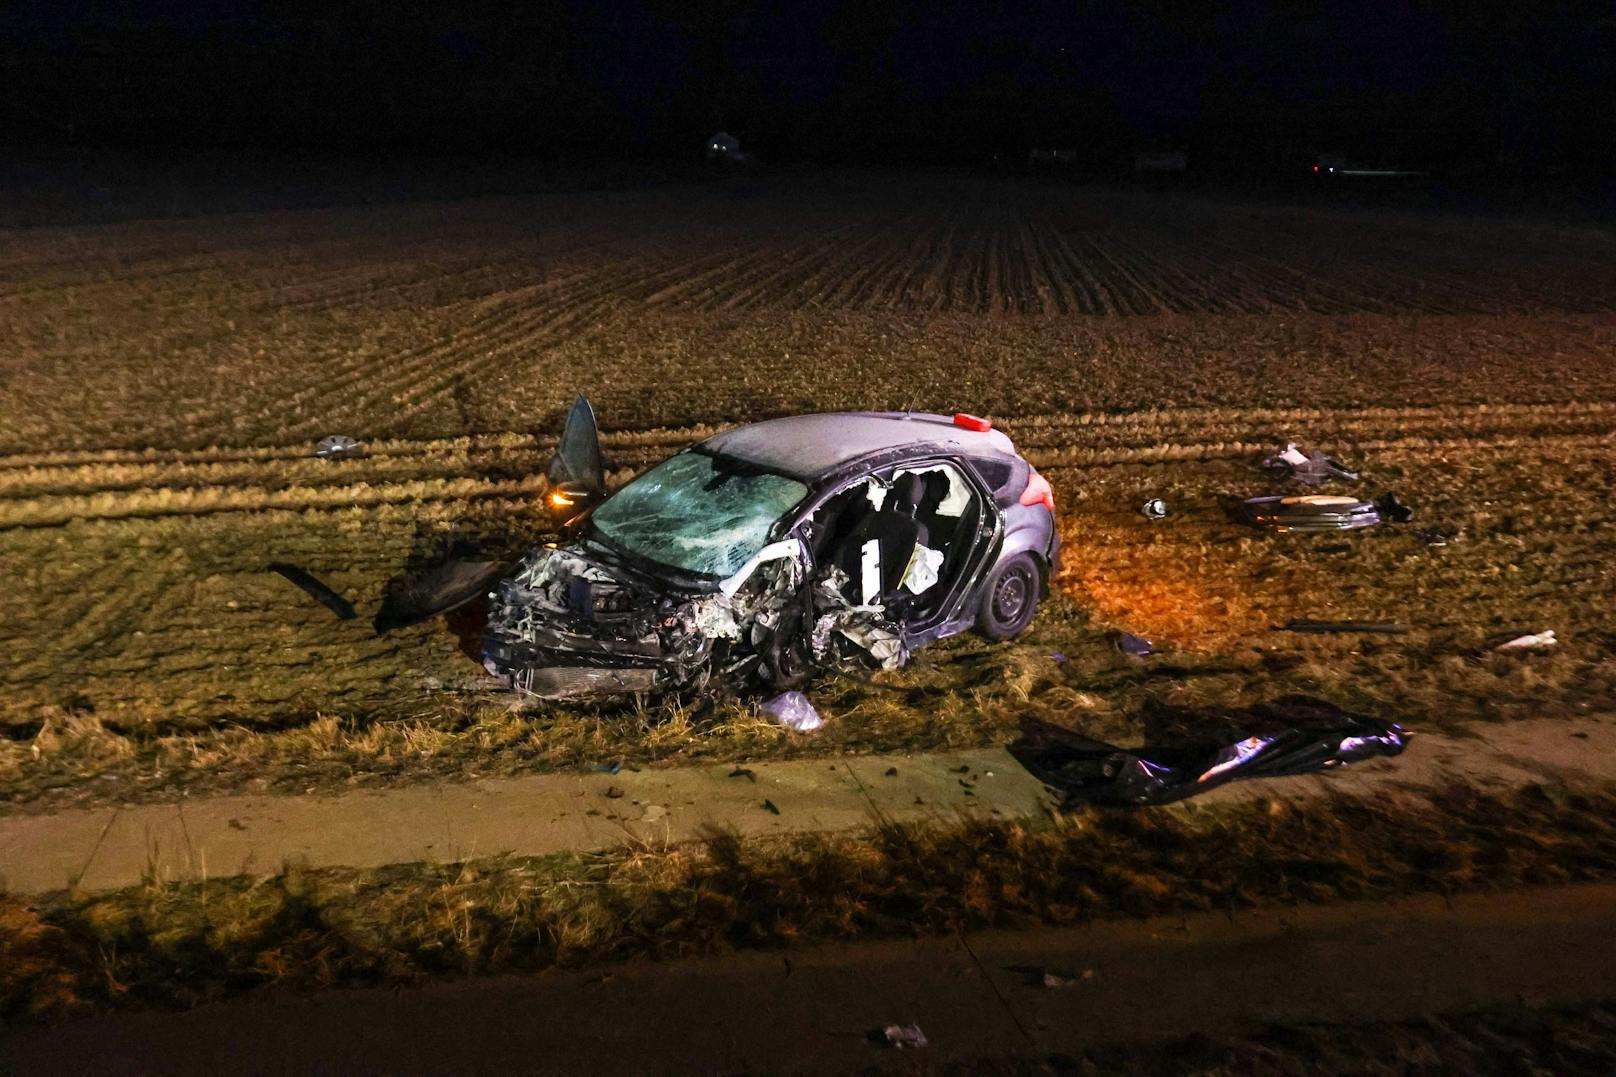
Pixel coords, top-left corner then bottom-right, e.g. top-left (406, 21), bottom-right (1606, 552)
top-left (1313, 165), bottom-right (1319, 172)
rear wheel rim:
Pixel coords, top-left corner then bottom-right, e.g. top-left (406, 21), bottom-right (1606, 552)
top-left (992, 569), bottom-right (1030, 624)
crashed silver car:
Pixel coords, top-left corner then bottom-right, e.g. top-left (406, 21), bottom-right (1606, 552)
top-left (482, 405), bottom-right (1060, 699)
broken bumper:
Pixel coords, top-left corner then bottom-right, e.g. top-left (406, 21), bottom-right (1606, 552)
top-left (481, 633), bottom-right (678, 698)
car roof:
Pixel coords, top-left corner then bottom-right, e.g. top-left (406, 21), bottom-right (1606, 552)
top-left (699, 411), bottom-right (1018, 480)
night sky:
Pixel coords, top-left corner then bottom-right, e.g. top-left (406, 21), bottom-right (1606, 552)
top-left (2, 1), bottom-right (1611, 171)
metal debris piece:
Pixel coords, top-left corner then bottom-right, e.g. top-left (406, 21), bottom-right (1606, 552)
top-left (1415, 527), bottom-right (1457, 546)
top-left (1009, 699), bottom-right (1408, 807)
top-left (1281, 620), bottom-right (1411, 635)
top-left (313, 435), bottom-right (364, 460)
top-left (761, 691), bottom-right (824, 731)
top-left (1261, 442), bottom-right (1360, 485)
top-left (882, 1024), bottom-right (929, 1050)
top-left (1495, 630), bottom-right (1557, 652)
top-left (1141, 498), bottom-right (1169, 520)
top-left (266, 563), bottom-right (356, 620)
top-left (1115, 631), bottom-right (1156, 657)
top-left (1242, 494), bottom-right (1381, 532)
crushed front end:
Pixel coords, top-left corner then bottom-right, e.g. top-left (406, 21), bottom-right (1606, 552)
top-left (482, 545), bottom-right (717, 699)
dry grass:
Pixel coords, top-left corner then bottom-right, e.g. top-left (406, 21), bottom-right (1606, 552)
top-left (3, 782), bottom-right (1614, 1021)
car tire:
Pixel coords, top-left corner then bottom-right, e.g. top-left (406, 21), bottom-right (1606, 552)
top-left (976, 553), bottom-right (1042, 641)
top-left (761, 605), bottom-right (812, 690)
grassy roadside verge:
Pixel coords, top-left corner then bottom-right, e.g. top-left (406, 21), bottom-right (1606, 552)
top-left (5, 782), bottom-right (1615, 1022)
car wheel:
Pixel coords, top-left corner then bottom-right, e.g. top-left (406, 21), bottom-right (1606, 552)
top-left (977, 553), bottom-right (1041, 641)
top-left (761, 606), bottom-right (812, 690)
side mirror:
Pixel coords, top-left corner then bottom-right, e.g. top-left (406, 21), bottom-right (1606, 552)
top-left (546, 479), bottom-right (606, 523)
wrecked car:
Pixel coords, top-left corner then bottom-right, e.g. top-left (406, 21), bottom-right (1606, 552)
top-left (482, 407), bottom-right (1060, 698)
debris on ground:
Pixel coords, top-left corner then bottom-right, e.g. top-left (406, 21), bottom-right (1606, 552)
top-left (604, 786), bottom-right (624, 799)
top-left (1375, 491), bottom-right (1415, 523)
top-left (1141, 498), bottom-right (1169, 520)
top-left (881, 1024), bottom-right (929, 1049)
top-left (1280, 619), bottom-right (1411, 635)
top-left (1260, 442), bottom-right (1360, 485)
top-left (313, 434), bottom-right (365, 460)
top-left (761, 799), bottom-right (781, 815)
top-left (761, 691), bottom-right (824, 731)
top-left (1041, 969), bottom-right (1092, 989)
top-left (589, 762), bottom-right (622, 774)
top-left (1415, 526), bottom-right (1459, 546)
top-left (728, 767), bottom-right (757, 782)
top-left (1008, 698), bottom-right (1408, 807)
top-left (1242, 494), bottom-right (1382, 532)
top-left (374, 558), bottom-right (507, 634)
top-left (1494, 630), bottom-right (1557, 652)
top-left (266, 562), bottom-right (357, 620)
top-left (1114, 631), bottom-right (1156, 657)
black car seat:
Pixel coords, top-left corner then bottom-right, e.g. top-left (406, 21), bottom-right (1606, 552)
top-left (835, 474), bottom-right (930, 606)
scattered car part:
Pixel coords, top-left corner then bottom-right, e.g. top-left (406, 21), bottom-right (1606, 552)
top-left (374, 558), bottom-right (507, 633)
top-left (267, 562), bottom-right (356, 620)
top-left (313, 434), bottom-right (364, 460)
top-left (1280, 619), bottom-right (1411, 635)
top-left (484, 408), bottom-right (1059, 699)
top-left (1115, 631), bottom-right (1156, 657)
top-left (882, 1024), bottom-right (929, 1050)
top-left (761, 690), bottom-right (824, 731)
top-left (1495, 630), bottom-right (1557, 652)
top-left (1414, 526), bottom-right (1457, 546)
top-left (1242, 494), bottom-right (1381, 532)
top-left (1375, 491), bottom-right (1415, 523)
top-left (1008, 701), bottom-right (1408, 807)
top-left (1261, 442), bottom-right (1360, 485)
top-left (1140, 498), bottom-right (1169, 520)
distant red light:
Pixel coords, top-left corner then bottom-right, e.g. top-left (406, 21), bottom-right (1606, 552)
top-left (953, 412), bottom-right (992, 432)
top-left (1313, 165), bottom-right (1320, 172)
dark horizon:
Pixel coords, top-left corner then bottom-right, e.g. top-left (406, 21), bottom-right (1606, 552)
top-left (3, 0), bottom-right (1613, 175)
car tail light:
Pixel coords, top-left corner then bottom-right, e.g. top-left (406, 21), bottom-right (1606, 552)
top-left (1020, 468), bottom-right (1054, 512)
top-left (953, 412), bottom-right (992, 432)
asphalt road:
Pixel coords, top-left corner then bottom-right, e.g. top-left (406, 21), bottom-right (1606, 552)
top-left (5, 883), bottom-right (1615, 1075)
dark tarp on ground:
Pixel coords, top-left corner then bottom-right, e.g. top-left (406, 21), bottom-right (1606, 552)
top-left (1009, 697), bottom-right (1408, 807)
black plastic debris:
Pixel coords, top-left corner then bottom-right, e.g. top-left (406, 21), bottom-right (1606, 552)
top-left (1280, 619), bottom-right (1410, 635)
top-left (374, 558), bottom-right (507, 634)
top-left (313, 435), bottom-right (364, 460)
top-left (1242, 494), bottom-right (1381, 532)
top-left (1261, 443), bottom-right (1360, 485)
top-left (1375, 492), bottom-right (1415, 523)
top-left (267, 563), bottom-right (356, 620)
top-left (1008, 699), bottom-right (1408, 807)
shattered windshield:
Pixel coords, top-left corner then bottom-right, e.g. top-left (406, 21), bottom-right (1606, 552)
top-left (589, 451), bottom-right (808, 578)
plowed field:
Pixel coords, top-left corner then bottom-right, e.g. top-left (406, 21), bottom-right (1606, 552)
top-left (4, 173), bottom-right (1614, 809)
